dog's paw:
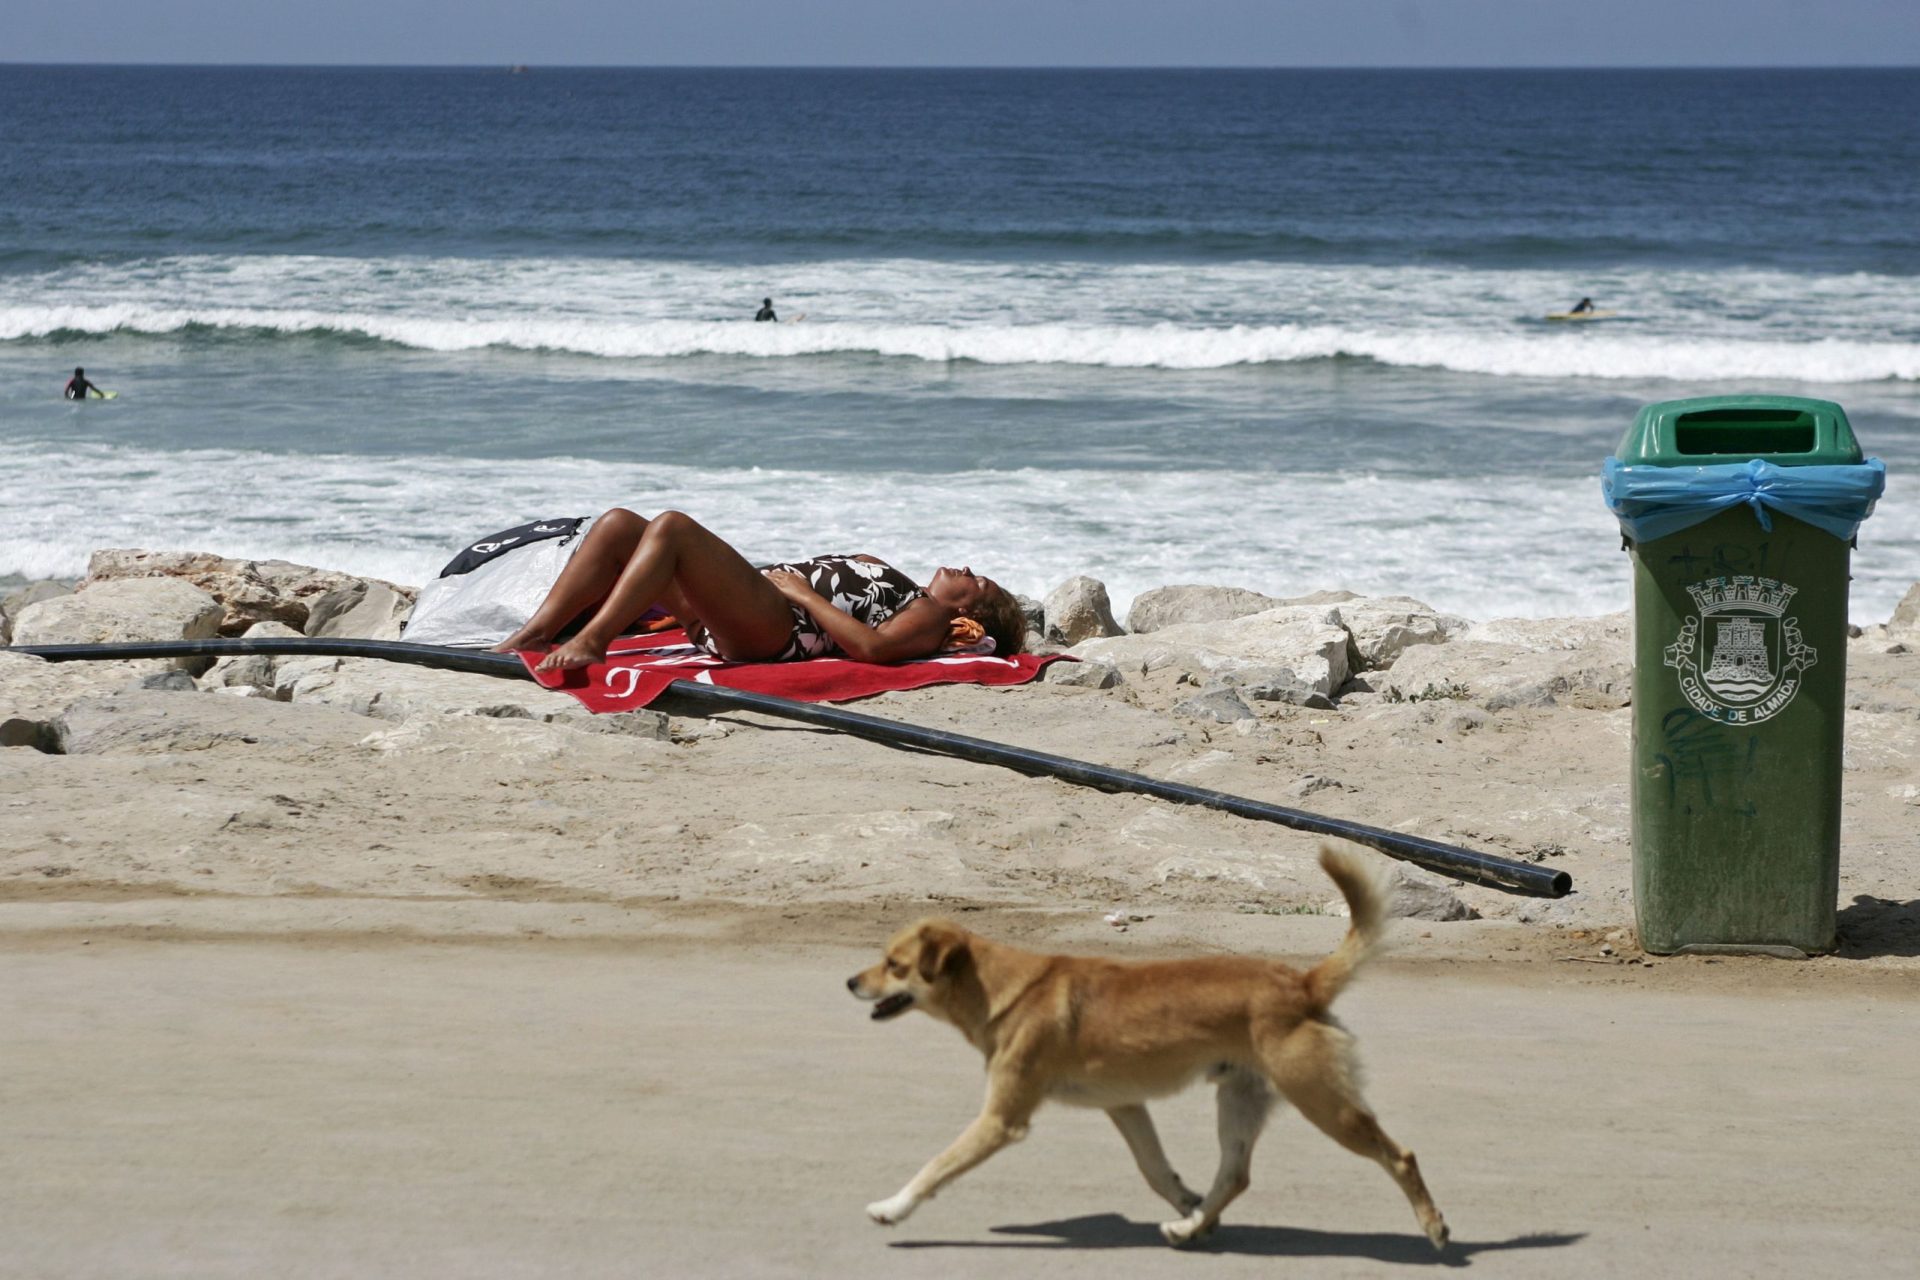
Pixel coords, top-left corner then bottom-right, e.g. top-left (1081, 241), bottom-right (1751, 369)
top-left (1425, 1216), bottom-right (1451, 1253)
top-left (866, 1194), bottom-right (916, 1226)
top-left (1159, 1216), bottom-right (1203, 1248)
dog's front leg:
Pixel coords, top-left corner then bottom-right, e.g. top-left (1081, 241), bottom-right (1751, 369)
top-left (867, 1072), bottom-right (1041, 1226)
top-left (1107, 1105), bottom-right (1202, 1213)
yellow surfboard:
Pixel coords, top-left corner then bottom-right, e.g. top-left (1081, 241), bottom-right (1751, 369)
top-left (1544, 310), bottom-right (1618, 322)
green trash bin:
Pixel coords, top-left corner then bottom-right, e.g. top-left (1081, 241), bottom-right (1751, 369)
top-left (1608, 395), bottom-right (1882, 956)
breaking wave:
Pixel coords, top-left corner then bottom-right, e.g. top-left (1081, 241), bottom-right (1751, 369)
top-left (3, 253), bottom-right (1917, 384)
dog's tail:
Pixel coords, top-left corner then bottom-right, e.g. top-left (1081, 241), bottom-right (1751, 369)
top-left (1305, 843), bottom-right (1390, 1012)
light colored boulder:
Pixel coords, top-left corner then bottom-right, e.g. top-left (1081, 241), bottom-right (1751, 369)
top-left (276, 655), bottom-right (582, 723)
top-left (1071, 605), bottom-right (1353, 698)
top-left (1379, 613), bottom-right (1631, 710)
top-left (1044, 576), bottom-right (1123, 645)
top-left (1045, 657), bottom-right (1124, 689)
top-left (10, 578), bottom-right (223, 672)
top-left (3, 579), bottom-right (75, 615)
top-left (1125, 584), bottom-right (1286, 634)
top-left (1889, 581), bottom-right (1920, 639)
top-left (1316, 859), bottom-right (1480, 922)
top-left (200, 620), bottom-right (303, 691)
top-left (304, 581), bottom-right (410, 640)
top-left (1330, 596), bottom-right (1469, 670)
top-left (1382, 864), bottom-right (1482, 921)
top-left (51, 689), bottom-right (379, 756)
top-left (2, 580), bottom-right (75, 643)
top-left (1216, 666), bottom-right (1336, 709)
top-left (83, 548), bottom-right (414, 636)
top-left (0, 650), bottom-right (173, 719)
top-left (1173, 687), bottom-right (1257, 722)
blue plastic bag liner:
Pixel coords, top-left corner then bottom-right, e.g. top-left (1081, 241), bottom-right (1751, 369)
top-left (1601, 456), bottom-right (1886, 543)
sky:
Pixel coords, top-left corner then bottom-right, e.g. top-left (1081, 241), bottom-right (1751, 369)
top-left (7, 0), bottom-right (1919, 67)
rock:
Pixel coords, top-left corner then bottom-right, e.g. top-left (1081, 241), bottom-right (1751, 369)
top-left (1287, 774), bottom-right (1346, 799)
top-left (1329, 596), bottom-right (1469, 670)
top-left (129, 669), bottom-right (199, 693)
top-left (2, 579), bottom-right (76, 643)
top-left (1889, 581), bottom-right (1920, 640)
top-left (1174, 687), bottom-right (1256, 723)
top-left (10, 577), bottom-right (223, 671)
top-left (1125, 585), bottom-right (1286, 634)
top-left (304, 581), bottom-right (411, 640)
top-left (3, 579), bottom-right (75, 616)
top-left (1152, 852), bottom-right (1308, 893)
top-left (1218, 665), bottom-right (1335, 709)
top-left (356, 712), bottom-right (664, 768)
top-left (1379, 613), bottom-right (1631, 710)
top-left (1044, 576), bottom-right (1123, 645)
top-left (276, 655), bottom-right (581, 722)
top-left (0, 650), bottom-right (175, 719)
top-left (1044, 658), bottom-right (1124, 689)
top-left (1383, 864), bottom-right (1481, 921)
top-left (200, 620), bottom-right (303, 691)
top-left (1072, 606), bottom-right (1353, 698)
top-left (540, 707), bottom-right (672, 740)
top-left (1014, 594), bottom-right (1045, 633)
top-left (83, 548), bottom-right (415, 636)
top-left (51, 690), bottom-right (379, 756)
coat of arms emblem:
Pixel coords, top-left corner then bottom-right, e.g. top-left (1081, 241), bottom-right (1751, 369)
top-left (1663, 575), bottom-right (1815, 725)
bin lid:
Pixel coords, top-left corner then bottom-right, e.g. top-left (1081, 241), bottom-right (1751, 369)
top-left (1616, 396), bottom-right (1862, 468)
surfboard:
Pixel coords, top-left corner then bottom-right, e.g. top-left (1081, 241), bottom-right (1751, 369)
top-left (787, 313), bottom-right (807, 323)
top-left (95, 390), bottom-right (118, 400)
top-left (1544, 311), bottom-right (1618, 322)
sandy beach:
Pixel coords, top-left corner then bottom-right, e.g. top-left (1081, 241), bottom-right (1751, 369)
top-left (4, 553), bottom-right (1919, 1276)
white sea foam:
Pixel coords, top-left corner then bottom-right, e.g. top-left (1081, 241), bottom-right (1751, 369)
top-left (5, 441), bottom-right (1915, 625)
top-left (3, 254), bottom-right (1917, 383)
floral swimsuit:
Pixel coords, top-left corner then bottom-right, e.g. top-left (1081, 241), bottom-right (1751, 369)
top-left (698, 554), bottom-right (928, 661)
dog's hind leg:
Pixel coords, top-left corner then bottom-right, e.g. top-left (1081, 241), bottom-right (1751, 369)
top-left (1159, 1067), bottom-right (1273, 1247)
top-left (1107, 1105), bottom-right (1202, 1214)
top-left (1264, 1021), bottom-right (1449, 1252)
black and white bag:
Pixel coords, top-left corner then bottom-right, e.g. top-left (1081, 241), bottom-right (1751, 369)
top-left (402, 516), bottom-right (594, 648)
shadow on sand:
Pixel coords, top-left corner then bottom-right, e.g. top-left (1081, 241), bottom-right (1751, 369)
top-left (1836, 896), bottom-right (1920, 959)
top-left (892, 1212), bottom-right (1584, 1265)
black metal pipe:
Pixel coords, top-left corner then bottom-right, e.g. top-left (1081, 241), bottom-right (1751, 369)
top-left (9, 638), bottom-right (1572, 897)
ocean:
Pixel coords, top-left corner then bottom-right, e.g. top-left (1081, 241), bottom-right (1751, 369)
top-left (2, 66), bottom-right (1915, 621)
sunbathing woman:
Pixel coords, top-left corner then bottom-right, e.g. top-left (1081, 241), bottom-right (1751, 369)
top-left (490, 507), bottom-right (1027, 674)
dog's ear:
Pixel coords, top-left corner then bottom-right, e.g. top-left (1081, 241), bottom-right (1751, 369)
top-left (915, 922), bottom-right (970, 983)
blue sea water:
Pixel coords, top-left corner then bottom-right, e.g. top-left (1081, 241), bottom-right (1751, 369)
top-left (1, 66), bottom-right (1916, 619)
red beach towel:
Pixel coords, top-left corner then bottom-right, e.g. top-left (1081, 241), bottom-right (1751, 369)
top-left (516, 629), bottom-right (1066, 713)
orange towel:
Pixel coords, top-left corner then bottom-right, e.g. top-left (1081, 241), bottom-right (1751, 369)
top-left (945, 616), bottom-right (987, 651)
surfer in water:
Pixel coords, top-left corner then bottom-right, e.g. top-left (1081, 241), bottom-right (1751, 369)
top-left (490, 507), bottom-right (1026, 673)
top-left (754, 297), bottom-right (778, 322)
top-left (63, 367), bottom-right (103, 400)
top-left (1570, 297), bottom-right (1596, 315)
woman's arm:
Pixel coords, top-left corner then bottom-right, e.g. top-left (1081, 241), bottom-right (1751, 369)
top-left (764, 570), bottom-right (950, 663)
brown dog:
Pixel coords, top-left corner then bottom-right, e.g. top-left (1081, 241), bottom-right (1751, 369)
top-left (846, 844), bottom-right (1448, 1249)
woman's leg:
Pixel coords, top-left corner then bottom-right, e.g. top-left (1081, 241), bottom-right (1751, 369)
top-left (491, 509), bottom-right (655, 653)
top-left (535, 511), bottom-right (795, 671)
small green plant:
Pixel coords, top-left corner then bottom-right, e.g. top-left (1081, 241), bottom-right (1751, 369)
top-left (1237, 901), bottom-right (1327, 916)
top-left (1385, 680), bottom-right (1471, 704)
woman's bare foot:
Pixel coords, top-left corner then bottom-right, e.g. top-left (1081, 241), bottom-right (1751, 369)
top-left (489, 625), bottom-right (552, 654)
top-left (533, 634), bottom-right (609, 673)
